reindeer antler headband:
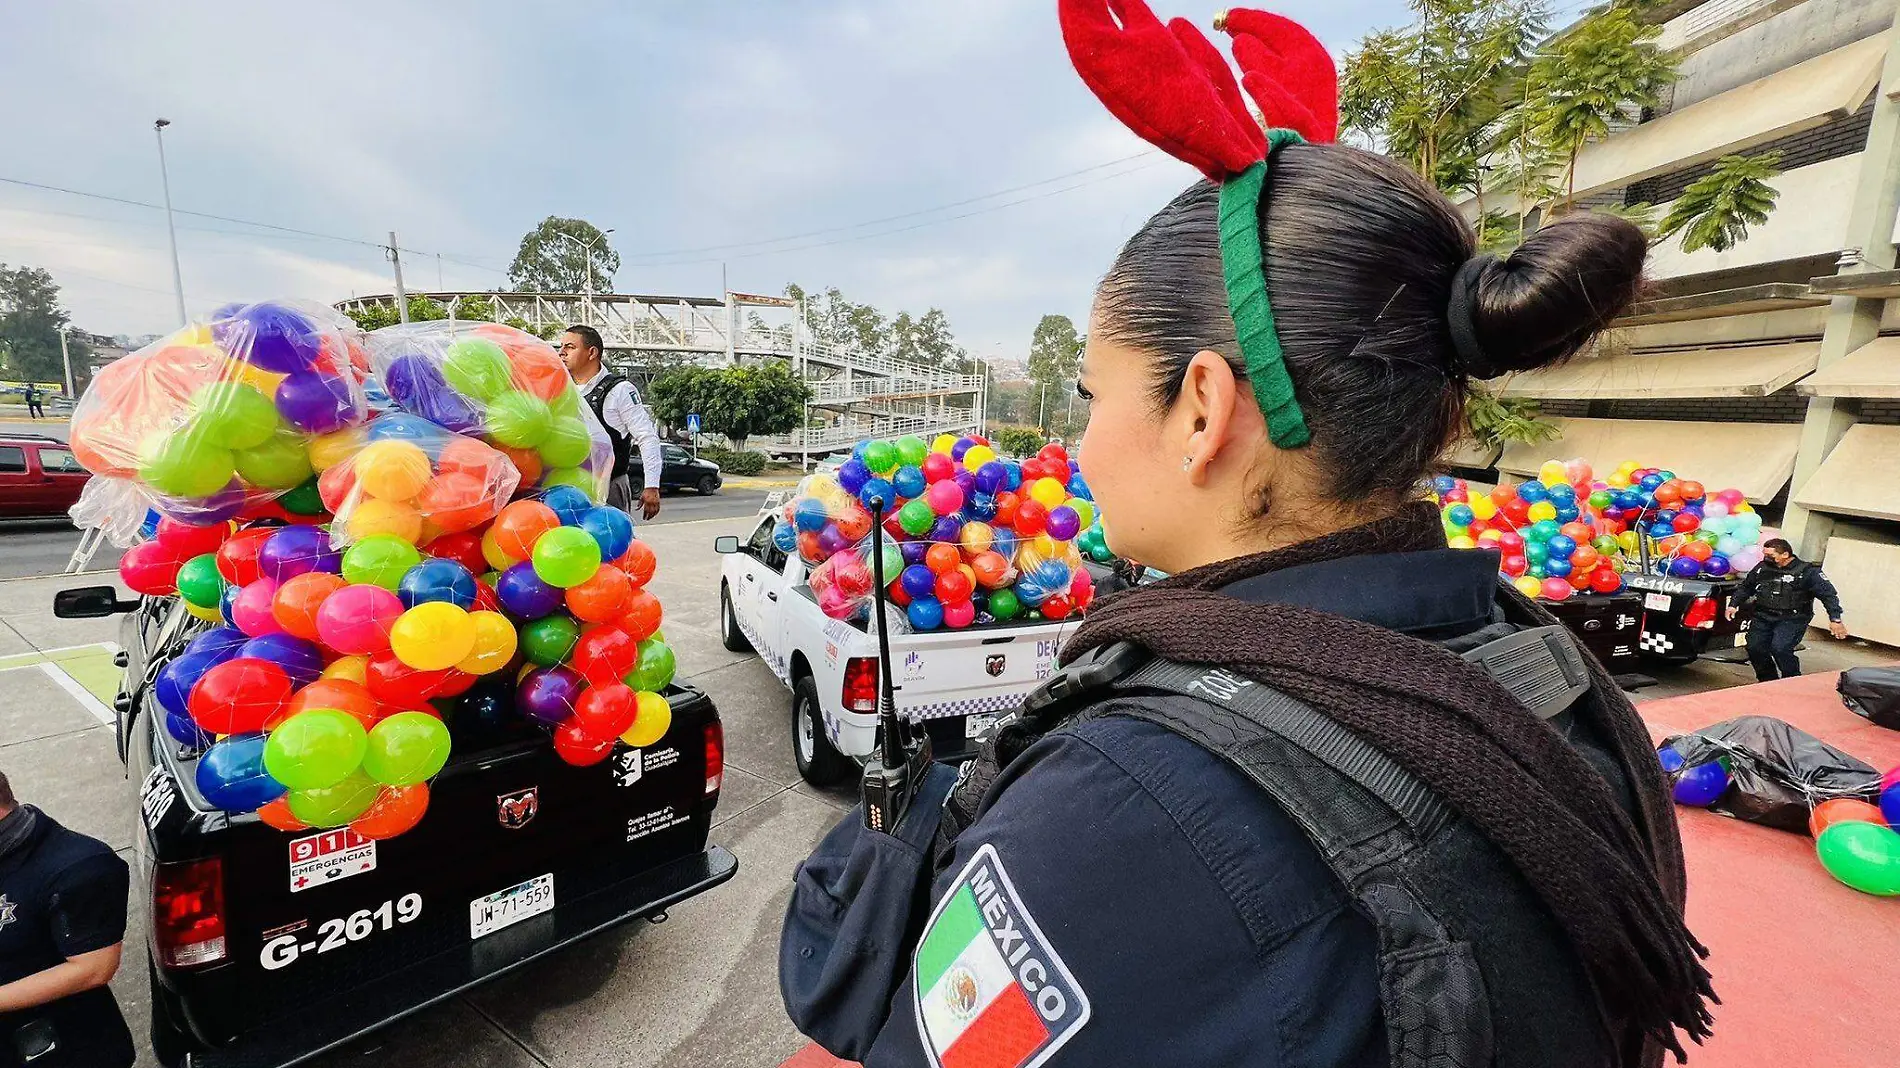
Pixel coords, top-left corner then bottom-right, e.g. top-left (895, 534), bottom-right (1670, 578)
top-left (1060, 2), bottom-right (1338, 449)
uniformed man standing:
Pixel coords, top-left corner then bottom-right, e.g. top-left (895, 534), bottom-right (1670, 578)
top-left (0, 771), bottom-right (135, 1068)
top-left (558, 325), bottom-right (664, 519)
top-left (1728, 537), bottom-right (1847, 681)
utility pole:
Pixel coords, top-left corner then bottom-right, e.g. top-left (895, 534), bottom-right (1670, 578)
top-left (553, 228), bottom-right (614, 326)
top-left (153, 119), bottom-right (187, 325)
top-left (437, 252), bottom-right (444, 291)
top-left (388, 232), bottom-right (410, 323)
top-left (58, 328), bottom-right (74, 399)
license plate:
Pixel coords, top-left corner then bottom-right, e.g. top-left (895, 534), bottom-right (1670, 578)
top-left (1643, 593), bottom-right (1672, 612)
top-left (965, 713), bottom-right (997, 739)
top-left (470, 874), bottom-right (554, 939)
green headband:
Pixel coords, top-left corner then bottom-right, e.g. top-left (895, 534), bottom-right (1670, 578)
top-left (1217, 128), bottom-right (1309, 449)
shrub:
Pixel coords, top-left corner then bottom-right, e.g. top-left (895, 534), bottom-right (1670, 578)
top-left (996, 425), bottom-right (1045, 458)
top-left (699, 445), bottom-right (767, 476)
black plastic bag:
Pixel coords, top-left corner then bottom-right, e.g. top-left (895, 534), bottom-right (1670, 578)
top-left (1839, 666), bottom-right (1900, 730)
top-left (1661, 715), bottom-right (1880, 833)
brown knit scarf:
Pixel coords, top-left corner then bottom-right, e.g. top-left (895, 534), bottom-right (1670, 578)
top-left (1063, 503), bottom-right (1714, 1065)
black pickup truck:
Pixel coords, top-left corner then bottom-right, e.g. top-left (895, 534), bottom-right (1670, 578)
top-left (56, 585), bottom-right (737, 1068)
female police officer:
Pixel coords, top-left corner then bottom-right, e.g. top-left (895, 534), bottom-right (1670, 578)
top-left (781, 5), bottom-right (1713, 1066)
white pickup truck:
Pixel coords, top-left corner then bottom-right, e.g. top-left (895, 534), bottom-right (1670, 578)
top-left (715, 509), bottom-right (1073, 786)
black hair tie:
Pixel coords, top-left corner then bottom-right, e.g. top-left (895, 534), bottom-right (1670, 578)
top-left (1446, 255), bottom-right (1501, 379)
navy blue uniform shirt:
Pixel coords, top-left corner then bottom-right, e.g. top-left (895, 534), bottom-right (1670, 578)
top-left (863, 550), bottom-right (1501, 1068)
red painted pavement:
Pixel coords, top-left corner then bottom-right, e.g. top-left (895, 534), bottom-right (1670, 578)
top-left (782, 671), bottom-right (1899, 1068)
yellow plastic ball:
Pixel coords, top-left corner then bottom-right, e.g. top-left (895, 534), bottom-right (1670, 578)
top-left (222, 358), bottom-right (287, 396)
top-left (456, 611), bottom-right (519, 675)
top-left (185, 601), bottom-right (223, 623)
top-left (308, 427), bottom-right (368, 472)
top-left (1448, 535), bottom-right (1478, 550)
top-left (481, 528), bottom-right (518, 571)
top-left (1029, 478), bottom-right (1067, 510)
top-left (390, 602), bottom-right (476, 672)
top-left (1513, 576), bottom-right (1544, 599)
top-left (1607, 474), bottom-right (1631, 489)
top-left (1470, 496), bottom-right (1498, 521)
top-left (1617, 531), bottom-right (1642, 554)
top-left (621, 691), bottom-right (673, 748)
top-left (355, 440), bottom-right (432, 502)
top-left (1733, 501), bottom-right (1754, 514)
top-left (347, 498), bottom-right (423, 544)
top-left (1539, 460), bottom-right (1568, 486)
top-left (171, 324), bottom-right (216, 347)
top-left (322, 655), bottom-right (369, 685)
top-left (962, 445), bottom-right (997, 473)
top-left (931, 434), bottom-right (958, 455)
top-left (1526, 501), bottom-right (1557, 522)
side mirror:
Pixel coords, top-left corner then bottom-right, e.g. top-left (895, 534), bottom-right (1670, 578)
top-left (713, 536), bottom-right (741, 554)
top-left (55, 585), bottom-right (139, 618)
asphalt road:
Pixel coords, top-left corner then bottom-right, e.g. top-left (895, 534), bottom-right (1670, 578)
top-left (0, 488), bottom-right (771, 580)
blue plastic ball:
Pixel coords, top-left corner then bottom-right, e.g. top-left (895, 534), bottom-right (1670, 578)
top-left (1669, 557), bottom-right (1702, 578)
top-left (1546, 482), bottom-right (1576, 502)
top-left (858, 478), bottom-right (896, 513)
top-left (1432, 475), bottom-right (1458, 496)
top-left (1547, 534), bottom-right (1577, 557)
top-left (139, 509), bottom-right (162, 539)
top-left (1671, 761), bottom-right (1729, 807)
top-left (496, 561), bottom-right (563, 619)
top-left (366, 412), bottom-right (442, 445)
top-left (165, 707), bottom-right (213, 748)
top-left (1002, 461), bottom-right (1023, 491)
top-left (238, 634), bottom-right (325, 687)
top-left (1658, 746), bottom-right (1685, 774)
top-left (1447, 503), bottom-right (1475, 527)
top-left (541, 484), bottom-right (594, 526)
top-left (185, 626), bottom-right (250, 662)
top-left (399, 558), bottom-right (478, 610)
top-left (974, 462), bottom-right (1008, 495)
top-left (1554, 506), bottom-right (1580, 523)
top-left (900, 565), bottom-right (937, 599)
top-left (836, 458), bottom-right (871, 495)
top-left (1545, 557), bottom-right (1573, 578)
top-left (892, 465), bottom-right (927, 499)
top-left (907, 598), bottom-right (944, 631)
top-left (1640, 473), bottom-right (1665, 491)
top-left (1703, 555), bottom-right (1731, 577)
top-left (794, 497), bottom-right (831, 534)
top-left (772, 520), bottom-right (798, 554)
top-left (1517, 482), bottom-right (1549, 504)
top-left (156, 651), bottom-right (220, 719)
top-left (966, 493), bottom-right (998, 521)
top-left (1015, 579), bottom-right (1051, 607)
top-left (579, 507), bottom-right (635, 561)
top-left (1066, 475), bottom-right (1092, 501)
top-left (219, 583), bottom-right (243, 626)
top-left (196, 733), bottom-right (286, 812)
top-left (1033, 561), bottom-right (1072, 589)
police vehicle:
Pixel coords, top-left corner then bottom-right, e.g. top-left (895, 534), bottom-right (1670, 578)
top-left (55, 584), bottom-right (736, 1068)
top-left (715, 506), bottom-right (1077, 786)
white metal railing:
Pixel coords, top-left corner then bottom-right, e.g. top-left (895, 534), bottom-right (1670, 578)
top-left (1657, 0), bottom-right (1778, 51)
top-left (752, 412), bottom-right (982, 453)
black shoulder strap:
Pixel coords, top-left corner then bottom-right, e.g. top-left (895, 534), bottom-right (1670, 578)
top-left (586, 371), bottom-right (627, 419)
top-left (1098, 660), bottom-right (1492, 1068)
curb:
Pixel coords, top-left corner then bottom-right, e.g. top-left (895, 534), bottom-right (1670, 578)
top-left (722, 477), bottom-right (804, 489)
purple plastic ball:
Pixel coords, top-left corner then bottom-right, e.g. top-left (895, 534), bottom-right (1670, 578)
top-left (1046, 506), bottom-right (1081, 541)
top-left (974, 461), bottom-right (1008, 495)
top-left (496, 561), bottom-right (564, 619)
top-left (257, 525), bottom-right (339, 582)
top-left (237, 634), bottom-right (325, 687)
top-left (836, 459), bottom-right (871, 496)
top-left (900, 540), bottom-right (929, 566)
top-left (1702, 555), bottom-right (1731, 577)
top-left (1669, 556), bottom-right (1702, 578)
top-left (900, 564), bottom-right (937, 599)
top-left (384, 354), bottom-right (445, 411)
top-left (275, 372), bottom-right (358, 434)
top-left (517, 666), bottom-right (583, 726)
top-left (157, 482), bottom-right (247, 525)
top-left (818, 524), bottom-right (853, 557)
top-left (950, 438), bottom-right (973, 462)
top-left (228, 303), bottom-right (320, 373)
top-left (952, 470), bottom-right (976, 499)
top-left (929, 516), bottom-right (962, 545)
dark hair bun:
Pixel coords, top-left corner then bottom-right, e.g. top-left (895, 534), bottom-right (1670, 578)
top-left (1466, 213), bottom-right (1648, 377)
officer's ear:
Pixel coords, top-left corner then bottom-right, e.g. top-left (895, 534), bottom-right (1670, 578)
top-left (1177, 350), bottom-right (1258, 484)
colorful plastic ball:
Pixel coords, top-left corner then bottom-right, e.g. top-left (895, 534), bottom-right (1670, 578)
top-left (195, 733), bottom-right (286, 812)
top-left (426, 531), bottom-right (489, 577)
top-left (438, 337), bottom-right (513, 400)
top-left (286, 769), bottom-right (380, 829)
top-left (345, 499), bottom-right (423, 544)
top-left (191, 657), bottom-right (293, 735)
top-left (164, 705), bottom-right (214, 748)
top-left (274, 372), bottom-right (358, 435)
top-left (354, 440), bottom-right (431, 502)
top-left (988, 588), bottom-right (1022, 620)
top-left (398, 558), bottom-right (477, 610)
top-left (1808, 798), bottom-right (1887, 838)
top-left (157, 651), bottom-right (223, 719)
top-left (257, 525), bottom-right (339, 583)
top-left (120, 541), bottom-right (185, 596)
top-left (617, 590), bottom-right (665, 643)
top-left (892, 499), bottom-right (933, 537)
top-left (235, 430), bottom-right (316, 491)
top-left (860, 439), bottom-right (897, 475)
top-left (571, 683), bottom-right (638, 741)
top-left (907, 598), bottom-right (944, 631)
top-left (1014, 500), bottom-right (1049, 538)
top-left (359, 711), bottom-right (451, 787)
top-left (1510, 575), bottom-right (1542, 599)
top-left (286, 677), bottom-right (379, 731)
top-left (559, 567), bottom-right (627, 624)
top-left (485, 392), bottom-right (553, 448)
top-left (390, 602), bottom-right (477, 671)
top-left (942, 599), bottom-right (976, 629)
top-left (316, 584), bottom-right (405, 656)
top-left (1045, 506), bottom-right (1082, 542)
top-left (496, 561), bottom-right (564, 619)
top-left (935, 569), bottom-right (974, 604)
top-left (188, 381), bottom-right (281, 451)
top-left (322, 655), bottom-right (370, 685)
top-left (453, 610), bottom-right (518, 676)
top-left (892, 465), bottom-right (927, 499)
top-left (1814, 821), bottom-right (1900, 896)
top-left (1589, 569), bottom-right (1623, 594)
top-left (537, 417), bottom-right (593, 468)
top-left (263, 708), bottom-right (368, 790)
top-left (351, 782), bottom-right (429, 840)
top-left (231, 578), bottom-right (285, 637)
top-left (1666, 557), bottom-right (1700, 578)
top-left (531, 526), bottom-right (602, 588)
top-left (238, 634), bottom-right (325, 689)
top-left (577, 506), bottom-right (634, 560)
top-left (900, 564), bottom-right (937, 599)
top-left (1671, 761), bottom-right (1729, 806)
top-left (518, 665), bottom-right (584, 726)
top-left (549, 718), bottom-right (612, 766)
top-left (138, 429), bottom-right (235, 499)
top-left (625, 638), bottom-right (676, 692)
top-left (174, 553), bottom-right (226, 609)
top-left (520, 615), bottom-right (581, 667)
top-left (363, 650), bottom-right (456, 708)
top-left (338, 536), bottom-right (417, 591)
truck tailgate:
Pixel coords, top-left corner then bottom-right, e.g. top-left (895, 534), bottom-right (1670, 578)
top-left (889, 622), bottom-right (1070, 720)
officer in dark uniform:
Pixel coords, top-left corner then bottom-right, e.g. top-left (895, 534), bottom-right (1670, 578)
top-left (780, 7), bottom-right (1712, 1066)
top-left (1728, 537), bottom-right (1847, 681)
top-left (0, 771), bottom-right (135, 1068)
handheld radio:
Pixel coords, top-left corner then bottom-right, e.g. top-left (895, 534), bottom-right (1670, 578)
top-left (860, 495), bottom-right (933, 834)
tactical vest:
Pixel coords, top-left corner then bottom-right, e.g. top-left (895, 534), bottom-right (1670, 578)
top-left (1753, 562), bottom-right (1815, 617)
top-left (944, 593), bottom-right (1630, 1068)
top-left (585, 372), bottom-right (634, 483)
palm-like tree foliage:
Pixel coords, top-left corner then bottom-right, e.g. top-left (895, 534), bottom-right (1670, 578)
top-left (1657, 153), bottom-right (1783, 253)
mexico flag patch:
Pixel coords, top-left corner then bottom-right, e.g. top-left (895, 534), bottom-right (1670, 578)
top-left (913, 844), bottom-right (1090, 1068)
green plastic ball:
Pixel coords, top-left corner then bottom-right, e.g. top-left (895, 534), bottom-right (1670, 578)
top-left (486, 391), bottom-right (552, 448)
top-left (175, 553), bottom-right (227, 609)
top-left (342, 534), bottom-right (422, 590)
top-left (190, 382), bottom-right (280, 450)
top-left (537, 417), bottom-right (592, 467)
top-left (877, 544), bottom-right (904, 583)
top-left (264, 709), bottom-right (369, 791)
top-left (279, 478), bottom-right (325, 516)
top-left (893, 435), bottom-right (928, 467)
top-left (286, 769), bottom-right (380, 828)
top-left (897, 498), bottom-right (936, 537)
top-left (988, 588), bottom-right (1022, 620)
top-left (625, 638), bottom-right (676, 692)
top-left (542, 467), bottom-right (598, 500)
top-left (140, 432), bottom-right (235, 498)
top-left (441, 338), bottom-right (513, 401)
top-left (550, 387), bottom-right (583, 419)
top-left (521, 615), bottom-right (580, 666)
top-left (861, 439), bottom-right (897, 476)
top-left (235, 429), bottom-right (314, 490)
top-left (362, 710), bottom-right (451, 786)
top-left (531, 525), bottom-right (601, 588)
top-left (1815, 820), bottom-right (1900, 896)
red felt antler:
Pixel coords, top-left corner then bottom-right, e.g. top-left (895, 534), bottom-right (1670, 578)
top-left (1058, 0), bottom-right (1264, 180)
top-left (1218, 9), bottom-right (1339, 144)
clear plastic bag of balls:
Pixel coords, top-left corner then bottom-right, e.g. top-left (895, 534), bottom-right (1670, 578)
top-left (783, 471), bottom-right (877, 566)
top-left (68, 300), bottom-right (371, 529)
top-left (320, 412), bottom-right (522, 547)
top-left (364, 321), bottom-right (613, 504)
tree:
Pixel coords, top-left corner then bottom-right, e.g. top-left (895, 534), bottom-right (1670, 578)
top-left (1026, 315), bottom-right (1082, 401)
top-left (996, 425), bottom-right (1046, 457)
top-left (911, 309), bottom-right (967, 369)
top-left (649, 366), bottom-right (718, 434)
top-left (1657, 153), bottom-right (1782, 254)
top-left (648, 362), bottom-right (812, 450)
top-left (1532, 8), bottom-right (1674, 209)
top-left (449, 294), bottom-right (498, 321)
top-left (343, 295), bottom-right (451, 332)
top-left (508, 217), bottom-right (620, 294)
top-left (0, 265), bottom-right (88, 386)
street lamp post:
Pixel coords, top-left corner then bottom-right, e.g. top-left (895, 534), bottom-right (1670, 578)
top-left (153, 119), bottom-right (187, 325)
top-left (554, 228), bottom-right (615, 325)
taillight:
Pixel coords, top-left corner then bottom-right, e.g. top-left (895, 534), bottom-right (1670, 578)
top-left (153, 857), bottom-right (226, 969)
top-left (843, 657), bottom-right (879, 713)
top-left (1683, 597), bottom-right (1718, 630)
top-left (704, 721), bottom-right (725, 796)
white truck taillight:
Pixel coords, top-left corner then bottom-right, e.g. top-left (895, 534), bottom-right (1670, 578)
top-left (705, 721), bottom-right (725, 795)
top-left (153, 856), bottom-right (226, 969)
top-left (843, 657), bottom-right (879, 713)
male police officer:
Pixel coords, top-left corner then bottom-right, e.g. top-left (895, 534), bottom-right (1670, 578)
top-left (558, 325), bottom-right (664, 519)
top-left (0, 771), bottom-right (135, 1068)
top-left (1728, 537), bottom-right (1847, 681)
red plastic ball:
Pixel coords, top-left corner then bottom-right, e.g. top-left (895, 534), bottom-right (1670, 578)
top-left (1670, 513), bottom-right (1700, 533)
top-left (553, 718), bottom-right (616, 766)
top-left (120, 540), bottom-right (186, 596)
top-left (190, 657), bottom-right (293, 735)
top-left (617, 590), bottom-right (664, 642)
top-left (156, 517), bottom-right (230, 558)
top-left (426, 531), bottom-right (488, 577)
top-left (574, 683), bottom-right (638, 740)
top-left (1042, 594), bottom-right (1075, 620)
top-left (921, 453), bottom-right (955, 484)
top-left (217, 528), bottom-right (275, 586)
top-left (1014, 500), bottom-right (1049, 538)
top-left (613, 540), bottom-right (658, 589)
top-left (935, 570), bottom-right (974, 604)
top-left (1038, 444), bottom-right (1069, 468)
top-left (365, 650), bottom-right (456, 710)
top-left (571, 626), bottom-right (640, 687)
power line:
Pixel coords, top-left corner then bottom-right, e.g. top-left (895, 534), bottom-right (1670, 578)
top-left (0, 175), bottom-right (388, 249)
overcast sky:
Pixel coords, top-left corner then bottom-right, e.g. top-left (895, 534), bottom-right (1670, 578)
top-left (1, 0), bottom-right (1415, 358)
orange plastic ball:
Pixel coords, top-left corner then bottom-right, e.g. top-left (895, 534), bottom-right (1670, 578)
top-left (284, 678), bottom-right (381, 730)
top-left (834, 504), bottom-right (873, 542)
top-left (1808, 798), bottom-right (1886, 838)
top-left (415, 471), bottom-right (496, 534)
top-left (566, 566), bottom-right (633, 623)
top-left (925, 543), bottom-right (961, 575)
top-left (272, 572), bottom-right (346, 641)
top-left (318, 463), bottom-right (358, 513)
top-left (350, 783), bottom-right (429, 840)
top-left (512, 348), bottom-right (571, 402)
top-left (612, 540), bottom-right (658, 588)
top-left (257, 797), bottom-right (309, 832)
top-left (436, 437), bottom-right (498, 480)
top-left (970, 551), bottom-right (1012, 589)
top-left (617, 589), bottom-right (664, 641)
top-left (497, 444), bottom-right (543, 487)
top-left (493, 500), bottom-right (560, 560)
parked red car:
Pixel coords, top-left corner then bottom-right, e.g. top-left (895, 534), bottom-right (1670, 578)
top-left (0, 435), bottom-right (90, 518)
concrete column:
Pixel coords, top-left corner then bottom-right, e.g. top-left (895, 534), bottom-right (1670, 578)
top-left (1784, 18), bottom-right (1900, 559)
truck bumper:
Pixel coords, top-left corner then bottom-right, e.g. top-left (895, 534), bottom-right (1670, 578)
top-left (172, 845), bottom-right (738, 1068)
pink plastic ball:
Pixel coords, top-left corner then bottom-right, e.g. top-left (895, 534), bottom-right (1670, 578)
top-left (1540, 577), bottom-right (1574, 602)
top-left (231, 578), bottom-right (284, 637)
top-left (925, 480), bottom-right (965, 517)
top-left (316, 583), bottom-right (405, 656)
top-left (942, 599), bottom-right (976, 629)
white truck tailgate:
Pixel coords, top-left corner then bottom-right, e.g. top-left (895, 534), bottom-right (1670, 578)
top-left (888, 624), bottom-right (1069, 720)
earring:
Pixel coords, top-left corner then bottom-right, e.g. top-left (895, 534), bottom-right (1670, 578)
top-left (1181, 455), bottom-right (1194, 471)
